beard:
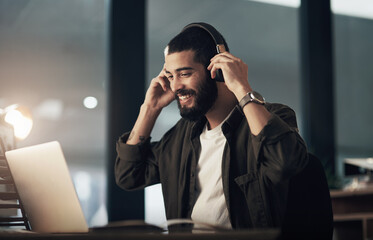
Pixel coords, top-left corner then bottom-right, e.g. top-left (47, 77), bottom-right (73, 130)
top-left (176, 74), bottom-right (218, 121)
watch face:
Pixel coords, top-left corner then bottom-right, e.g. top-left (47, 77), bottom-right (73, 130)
top-left (250, 91), bottom-right (265, 104)
top-left (239, 91), bottom-right (266, 109)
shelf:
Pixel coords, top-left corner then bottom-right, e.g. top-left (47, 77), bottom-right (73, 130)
top-left (334, 213), bottom-right (373, 221)
top-left (332, 188), bottom-right (373, 240)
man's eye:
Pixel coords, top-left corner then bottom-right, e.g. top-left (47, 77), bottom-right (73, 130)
top-left (167, 75), bottom-right (173, 80)
top-left (181, 73), bottom-right (191, 77)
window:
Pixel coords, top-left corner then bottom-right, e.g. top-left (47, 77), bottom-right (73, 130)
top-left (0, 0), bottom-right (109, 226)
top-left (332, 0), bottom-right (373, 177)
top-left (146, 0), bottom-right (300, 225)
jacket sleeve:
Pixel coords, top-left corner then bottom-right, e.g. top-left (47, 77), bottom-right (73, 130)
top-left (252, 103), bottom-right (309, 186)
top-left (115, 132), bottom-right (161, 191)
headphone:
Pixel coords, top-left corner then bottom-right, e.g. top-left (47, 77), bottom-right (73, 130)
top-left (182, 22), bottom-right (228, 82)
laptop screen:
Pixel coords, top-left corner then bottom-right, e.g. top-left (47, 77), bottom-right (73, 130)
top-left (5, 141), bottom-right (88, 233)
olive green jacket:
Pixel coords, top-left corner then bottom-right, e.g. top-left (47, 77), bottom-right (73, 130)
top-left (115, 103), bottom-right (308, 229)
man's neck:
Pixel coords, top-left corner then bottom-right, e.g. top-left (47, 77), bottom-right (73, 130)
top-left (205, 87), bottom-right (237, 130)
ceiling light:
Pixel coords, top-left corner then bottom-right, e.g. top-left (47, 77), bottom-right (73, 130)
top-left (83, 96), bottom-right (98, 109)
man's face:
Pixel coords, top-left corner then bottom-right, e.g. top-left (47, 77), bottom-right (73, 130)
top-left (164, 50), bottom-right (217, 121)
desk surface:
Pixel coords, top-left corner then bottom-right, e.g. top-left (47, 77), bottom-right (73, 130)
top-left (330, 185), bottom-right (373, 198)
top-left (0, 229), bottom-right (280, 240)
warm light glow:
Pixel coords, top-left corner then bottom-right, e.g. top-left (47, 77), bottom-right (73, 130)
top-left (3, 105), bottom-right (33, 140)
top-left (83, 96), bottom-right (98, 109)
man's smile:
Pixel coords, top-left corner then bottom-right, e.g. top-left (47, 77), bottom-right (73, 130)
top-left (176, 90), bottom-right (195, 105)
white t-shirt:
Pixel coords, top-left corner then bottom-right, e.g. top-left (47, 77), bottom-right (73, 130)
top-left (191, 119), bottom-right (232, 228)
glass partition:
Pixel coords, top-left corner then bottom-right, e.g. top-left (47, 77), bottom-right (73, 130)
top-left (332, 0), bottom-right (373, 178)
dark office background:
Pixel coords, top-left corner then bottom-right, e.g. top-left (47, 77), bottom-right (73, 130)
top-left (0, 0), bottom-right (372, 226)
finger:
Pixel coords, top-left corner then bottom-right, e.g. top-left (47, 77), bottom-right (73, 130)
top-left (208, 62), bottom-right (223, 79)
top-left (207, 58), bottom-right (223, 71)
top-left (211, 54), bottom-right (232, 67)
top-left (210, 52), bottom-right (240, 63)
top-left (210, 55), bottom-right (234, 66)
top-left (158, 63), bottom-right (167, 77)
top-left (217, 51), bottom-right (240, 61)
top-left (207, 61), bottom-right (213, 71)
top-left (155, 77), bottom-right (170, 92)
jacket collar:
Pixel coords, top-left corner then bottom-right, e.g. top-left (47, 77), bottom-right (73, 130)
top-left (222, 106), bottom-right (245, 135)
top-left (190, 105), bottom-right (244, 139)
top-left (190, 116), bottom-right (207, 140)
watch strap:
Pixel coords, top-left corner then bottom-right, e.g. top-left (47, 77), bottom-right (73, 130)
top-left (238, 91), bottom-right (265, 110)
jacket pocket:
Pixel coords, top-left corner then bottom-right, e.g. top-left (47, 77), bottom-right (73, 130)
top-left (234, 173), bottom-right (270, 228)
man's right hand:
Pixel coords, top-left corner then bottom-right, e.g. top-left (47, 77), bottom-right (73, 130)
top-left (126, 65), bottom-right (175, 145)
top-left (143, 65), bottom-right (175, 111)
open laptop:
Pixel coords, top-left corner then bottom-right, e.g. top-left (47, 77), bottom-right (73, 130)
top-left (5, 141), bottom-right (89, 233)
top-left (4, 141), bottom-right (165, 234)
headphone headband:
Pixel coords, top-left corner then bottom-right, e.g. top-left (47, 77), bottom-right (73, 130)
top-left (181, 22), bottom-right (227, 82)
top-left (182, 22), bottom-right (227, 53)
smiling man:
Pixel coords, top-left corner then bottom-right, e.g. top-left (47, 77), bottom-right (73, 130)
top-left (115, 23), bottom-right (309, 229)
top-left (165, 50), bottom-right (216, 121)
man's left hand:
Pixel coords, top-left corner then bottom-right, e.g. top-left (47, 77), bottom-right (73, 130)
top-left (208, 52), bottom-right (252, 101)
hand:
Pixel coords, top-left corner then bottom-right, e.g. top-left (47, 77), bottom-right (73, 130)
top-left (208, 52), bottom-right (252, 100)
top-left (143, 65), bottom-right (175, 110)
top-left (209, 53), bottom-right (271, 135)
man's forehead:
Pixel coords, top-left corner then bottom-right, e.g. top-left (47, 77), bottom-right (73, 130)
top-left (164, 50), bottom-right (198, 71)
top-left (165, 49), bottom-right (196, 60)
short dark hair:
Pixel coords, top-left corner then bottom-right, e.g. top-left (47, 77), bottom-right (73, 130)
top-left (166, 26), bottom-right (229, 67)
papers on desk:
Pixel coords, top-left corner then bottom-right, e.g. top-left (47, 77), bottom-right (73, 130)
top-left (345, 158), bottom-right (373, 170)
top-left (344, 157), bottom-right (373, 191)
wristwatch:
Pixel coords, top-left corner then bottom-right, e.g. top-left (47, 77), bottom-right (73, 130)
top-left (239, 91), bottom-right (265, 110)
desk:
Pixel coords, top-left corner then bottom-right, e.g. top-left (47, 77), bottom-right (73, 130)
top-left (0, 229), bottom-right (280, 240)
top-left (331, 186), bottom-right (373, 240)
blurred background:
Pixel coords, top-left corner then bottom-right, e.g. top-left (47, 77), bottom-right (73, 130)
top-left (0, 0), bottom-right (372, 230)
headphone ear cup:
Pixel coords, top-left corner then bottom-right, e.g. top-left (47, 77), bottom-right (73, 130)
top-left (215, 69), bottom-right (225, 82)
top-left (182, 23), bottom-right (227, 82)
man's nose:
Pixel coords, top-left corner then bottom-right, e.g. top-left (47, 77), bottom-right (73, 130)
top-left (170, 76), bottom-right (184, 92)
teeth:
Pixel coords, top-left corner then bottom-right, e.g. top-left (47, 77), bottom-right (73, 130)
top-left (178, 94), bottom-right (191, 100)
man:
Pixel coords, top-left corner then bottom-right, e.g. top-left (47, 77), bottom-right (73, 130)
top-left (115, 23), bottom-right (309, 229)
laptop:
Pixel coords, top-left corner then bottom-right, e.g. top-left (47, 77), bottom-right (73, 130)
top-left (5, 141), bottom-right (89, 233)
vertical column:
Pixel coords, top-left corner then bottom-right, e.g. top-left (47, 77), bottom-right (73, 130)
top-left (107, 0), bottom-right (146, 221)
top-left (300, 0), bottom-right (335, 174)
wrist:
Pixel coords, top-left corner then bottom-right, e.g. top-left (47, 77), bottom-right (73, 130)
top-left (234, 86), bottom-right (253, 102)
top-left (140, 103), bottom-right (162, 118)
top-left (239, 91), bottom-right (266, 110)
